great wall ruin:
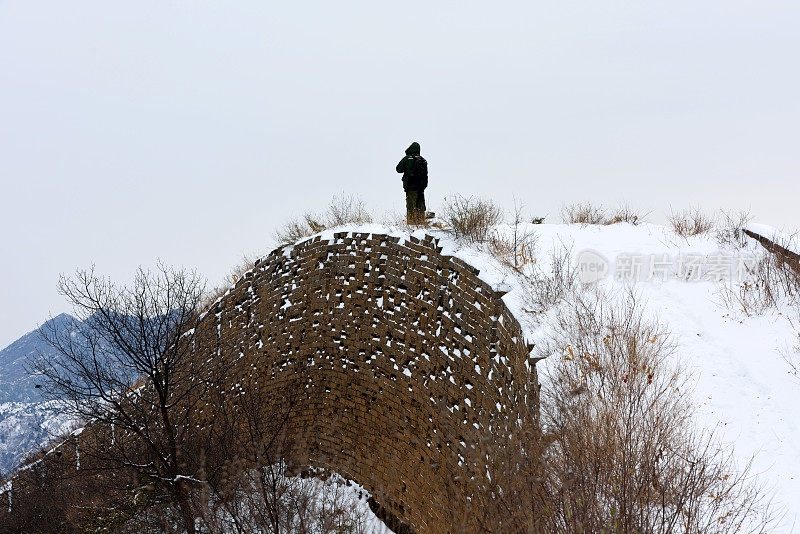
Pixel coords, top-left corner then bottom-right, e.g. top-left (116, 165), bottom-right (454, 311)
top-left (6, 226), bottom-right (797, 532)
top-left (193, 230), bottom-right (540, 532)
top-left (0, 230), bottom-right (541, 533)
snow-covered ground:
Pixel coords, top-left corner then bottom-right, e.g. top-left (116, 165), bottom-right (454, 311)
top-left (202, 468), bottom-right (393, 534)
top-left (458, 221), bottom-right (799, 532)
top-left (0, 401), bottom-right (74, 475)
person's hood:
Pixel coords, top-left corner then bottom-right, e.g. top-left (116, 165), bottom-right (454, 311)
top-left (405, 142), bottom-right (421, 156)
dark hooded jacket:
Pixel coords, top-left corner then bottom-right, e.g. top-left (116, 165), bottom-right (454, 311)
top-left (396, 142), bottom-right (427, 191)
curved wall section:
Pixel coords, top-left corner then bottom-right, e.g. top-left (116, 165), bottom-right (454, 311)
top-left (197, 231), bottom-right (538, 532)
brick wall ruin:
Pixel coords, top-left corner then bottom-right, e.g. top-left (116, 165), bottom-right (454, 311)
top-left (195, 231), bottom-right (539, 533)
top-left (744, 228), bottom-right (800, 270)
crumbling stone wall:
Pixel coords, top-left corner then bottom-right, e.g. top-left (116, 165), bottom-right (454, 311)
top-left (197, 231), bottom-right (538, 533)
top-left (744, 228), bottom-right (800, 269)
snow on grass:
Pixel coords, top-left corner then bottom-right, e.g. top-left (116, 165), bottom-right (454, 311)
top-left (521, 221), bottom-right (799, 532)
top-left (206, 468), bottom-right (394, 534)
top-left (291, 472), bottom-right (394, 534)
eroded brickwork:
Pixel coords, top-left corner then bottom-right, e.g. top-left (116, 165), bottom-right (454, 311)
top-left (196, 232), bottom-right (538, 533)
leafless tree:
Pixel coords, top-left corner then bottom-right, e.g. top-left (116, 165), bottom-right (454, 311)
top-left (33, 263), bottom-right (211, 534)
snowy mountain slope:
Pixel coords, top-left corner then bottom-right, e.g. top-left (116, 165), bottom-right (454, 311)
top-left (0, 315), bottom-right (79, 474)
top-left (0, 401), bottom-right (74, 475)
top-left (0, 313), bottom-right (74, 404)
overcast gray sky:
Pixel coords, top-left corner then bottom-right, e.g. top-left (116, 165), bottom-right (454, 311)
top-left (1, 0), bottom-right (798, 347)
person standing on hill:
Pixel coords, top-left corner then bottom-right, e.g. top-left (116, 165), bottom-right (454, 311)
top-left (396, 141), bottom-right (428, 225)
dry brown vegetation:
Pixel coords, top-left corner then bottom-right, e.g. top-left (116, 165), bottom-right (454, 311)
top-left (717, 253), bottom-right (797, 316)
top-left (487, 199), bottom-right (538, 270)
top-left (518, 243), bottom-right (579, 315)
top-left (717, 227), bottom-right (800, 380)
top-left (606, 204), bottom-right (649, 225)
top-left (561, 202), bottom-right (648, 226)
top-left (561, 201), bottom-right (607, 225)
top-left (444, 288), bottom-right (775, 533)
top-left (441, 194), bottom-right (503, 244)
top-left (448, 228), bottom-right (775, 532)
top-left (274, 194), bottom-right (372, 246)
top-left (669, 207), bottom-right (715, 237)
top-left (715, 209), bottom-right (753, 248)
top-left (718, 231), bottom-right (800, 316)
top-left (200, 254), bottom-right (259, 313)
top-left (530, 289), bottom-right (773, 533)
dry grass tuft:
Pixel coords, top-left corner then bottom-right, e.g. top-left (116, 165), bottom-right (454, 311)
top-left (200, 254), bottom-right (259, 312)
top-left (561, 202), bottom-right (606, 225)
top-left (669, 207), bottom-right (715, 237)
top-left (605, 204), bottom-right (649, 226)
top-left (518, 243), bottom-right (578, 315)
top-left (441, 194), bottom-right (503, 244)
top-left (718, 230), bottom-right (800, 316)
top-left (716, 209), bottom-right (753, 248)
top-left (275, 194), bottom-right (372, 246)
top-left (487, 199), bottom-right (538, 270)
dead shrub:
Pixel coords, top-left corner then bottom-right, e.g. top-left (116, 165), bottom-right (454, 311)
top-left (669, 207), bottom-right (715, 237)
top-left (488, 199), bottom-right (538, 270)
top-left (195, 463), bottom-right (373, 534)
top-left (274, 217), bottom-right (318, 246)
top-left (716, 209), bottom-right (753, 248)
top-left (225, 254), bottom-right (258, 286)
top-left (441, 195), bottom-right (503, 244)
top-left (717, 256), bottom-right (780, 316)
top-left (784, 305), bottom-right (800, 381)
top-left (488, 231), bottom-right (537, 271)
top-left (717, 229), bottom-right (800, 380)
top-left (519, 243), bottom-right (579, 315)
top-left (561, 202), bottom-right (606, 225)
top-left (448, 288), bottom-right (775, 532)
top-left (324, 194), bottom-right (372, 228)
top-left (605, 204), bottom-right (649, 226)
top-left (275, 194), bottom-right (373, 245)
top-left (531, 289), bottom-right (775, 533)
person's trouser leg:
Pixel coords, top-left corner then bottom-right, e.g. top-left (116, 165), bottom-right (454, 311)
top-left (406, 190), bottom-right (419, 225)
top-left (415, 190), bottom-right (426, 224)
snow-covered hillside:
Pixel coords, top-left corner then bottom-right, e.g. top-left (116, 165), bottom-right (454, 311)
top-left (0, 315), bottom-right (79, 474)
top-left (0, 401), bottom-right (74, 474)
top-left (455, 221), bottom-right (800, 532)
top-left (0, 314), bottom-right (76, 404)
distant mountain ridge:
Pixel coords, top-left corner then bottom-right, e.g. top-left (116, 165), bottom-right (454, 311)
top-left (0, 314), bottom-right (79, 473)
top-left (0, 313), bottom-right (76, 404)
